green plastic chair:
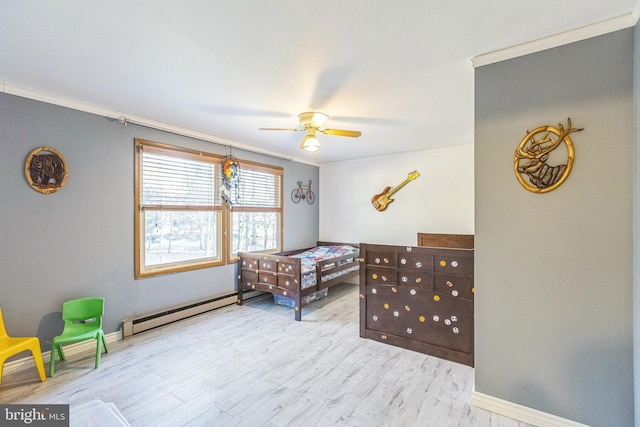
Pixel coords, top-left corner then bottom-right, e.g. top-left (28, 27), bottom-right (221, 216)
top-left (50, 297), bottom-right (107, 377)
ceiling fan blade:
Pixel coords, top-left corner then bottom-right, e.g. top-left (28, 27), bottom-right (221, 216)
top-left (258, 127), bottom-right (303, 132)
top-left (321, 128), bottom-right (362, 138)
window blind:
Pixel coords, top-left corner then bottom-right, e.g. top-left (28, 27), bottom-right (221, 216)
top-left (141, 151), bottom-right (219, 207)
top-left (232, 168), bottom-right (281, 208)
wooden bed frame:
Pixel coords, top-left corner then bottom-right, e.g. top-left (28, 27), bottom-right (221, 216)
top-left (417, 233), bottom-right (474, 249)
top-left (236, 242), bottom-right (360, 321)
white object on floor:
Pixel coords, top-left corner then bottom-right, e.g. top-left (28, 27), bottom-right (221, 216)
top-left (70, 400), bottom-right (130, 427)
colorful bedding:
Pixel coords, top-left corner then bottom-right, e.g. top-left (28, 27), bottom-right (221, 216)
top-left (290, 245), bottom-right (359, 289)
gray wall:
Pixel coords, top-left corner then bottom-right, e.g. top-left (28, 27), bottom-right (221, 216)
top-left (475, 29), bottom-right (634, 426)
top-left (0, 92), bottom-right (319, 348)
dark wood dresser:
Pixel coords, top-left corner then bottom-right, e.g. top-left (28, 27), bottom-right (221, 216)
top-left (359, 235), bottom-right (474, 366)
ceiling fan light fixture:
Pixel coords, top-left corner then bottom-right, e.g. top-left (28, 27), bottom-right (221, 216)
top-left (261, 111), bottom-right (360, 152)
top-left (299, 111), bottom-right (329, 128)
top-left (301, 133), bottom-right (320, 151)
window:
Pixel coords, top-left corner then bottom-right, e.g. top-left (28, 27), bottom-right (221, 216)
top-left (134, 139), bottom-right (283, 278)
top-left (230, 163), bottom-right (283, 255)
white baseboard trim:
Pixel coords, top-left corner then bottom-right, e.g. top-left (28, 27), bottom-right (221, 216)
top-left (2, 330), bottom-right (122, 376)
top-left (471, 391), bottom-right (590, 427)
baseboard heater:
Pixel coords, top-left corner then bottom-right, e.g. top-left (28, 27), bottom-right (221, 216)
top-left (122, 290), bottom-right (264, 338)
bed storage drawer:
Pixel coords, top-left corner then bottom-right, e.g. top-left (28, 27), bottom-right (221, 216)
top-left (397, 252), bottom-right (433, 271)
top-left (277, 260), bottom-right (299, 275)
top-left (240, 257), bottom-right (259, 270)
top-left (434, 254), bottom-right (473, 275)
top-left (434, 275), bottom-right (474, 301)
top-left (259, 258), bottom-right (277, 272)
top-left (240, 270), bottom-right (258, 283)
top-left (366, 252), bottom-right (397, 268)
top-left (396, 270), bottom-right (433, 289)
top-left (258, 272), bottom-right (277, 286)
top-left (365, 267), bottom-right (396, 286)
top-left (277, 275), bottom-right (298, 290)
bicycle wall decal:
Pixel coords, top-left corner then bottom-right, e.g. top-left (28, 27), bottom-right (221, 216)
top-left (291, 179), bottom-right (316, 204)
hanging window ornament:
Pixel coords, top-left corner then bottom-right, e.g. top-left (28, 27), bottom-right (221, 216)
top-left (220, 154), bottom-right (240, 205)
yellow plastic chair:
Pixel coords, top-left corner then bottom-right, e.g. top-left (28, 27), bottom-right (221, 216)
top-left (0, 307), bottom-right (46, 385)
top-left (50, 297), bottom-right (107, 377)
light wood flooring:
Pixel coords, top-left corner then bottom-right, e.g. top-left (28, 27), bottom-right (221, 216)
top-left (0, 282), bottom-right (533, 427)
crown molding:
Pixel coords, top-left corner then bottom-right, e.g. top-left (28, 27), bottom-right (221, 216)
top-left (0, 83), bottom-right (316, 165)
top-left (472, 13), bottom-right (637, 68)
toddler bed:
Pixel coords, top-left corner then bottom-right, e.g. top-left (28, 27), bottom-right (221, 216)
top-left (237, 242), bottom-right (359, 321)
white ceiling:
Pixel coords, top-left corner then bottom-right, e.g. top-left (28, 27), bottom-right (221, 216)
top-left (1, 1), bottom-right (638, 164)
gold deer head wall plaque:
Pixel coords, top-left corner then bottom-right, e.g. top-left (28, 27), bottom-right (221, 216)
top-left (514, 118), bottom-right (583, 193)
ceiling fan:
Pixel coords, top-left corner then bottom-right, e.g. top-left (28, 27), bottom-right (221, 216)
top-left (259, 112), bottom-right (361, 151)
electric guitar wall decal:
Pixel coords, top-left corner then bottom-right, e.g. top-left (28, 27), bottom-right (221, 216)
top-left (371, 171), bottom-right (420, 211)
